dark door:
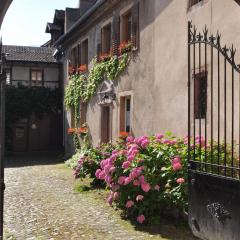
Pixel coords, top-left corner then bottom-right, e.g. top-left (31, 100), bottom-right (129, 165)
top-left (101, 106), bottom-right (110, 143)
top-left (13, 123), bottom-right (28, 152)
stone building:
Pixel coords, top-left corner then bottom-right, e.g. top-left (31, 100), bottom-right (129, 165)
top-left (51, 0), bottom-right (240, 153)
top-left (2, 45), bottom-right (63, 152)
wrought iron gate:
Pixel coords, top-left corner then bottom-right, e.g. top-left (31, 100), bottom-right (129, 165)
top-left (188, 22), bottom-right (240, 240)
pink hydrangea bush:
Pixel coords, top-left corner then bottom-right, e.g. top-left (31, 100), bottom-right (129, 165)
top-left (95, 133), bottom-right (188, 224)
top-left (73, 143), bottom-right (116, 187)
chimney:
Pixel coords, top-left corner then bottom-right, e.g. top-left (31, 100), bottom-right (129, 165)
top-left (78, 0), bottom-right (96, 16)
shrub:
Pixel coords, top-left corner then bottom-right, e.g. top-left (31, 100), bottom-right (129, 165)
top-left (73, 143), bottom-right (116, 187)
top-left (95, 134), bottom-right (188, 224)
top-left (95, 133), bottom-right (238, 224)
top-left (70, 132), bottom-right (237, 224)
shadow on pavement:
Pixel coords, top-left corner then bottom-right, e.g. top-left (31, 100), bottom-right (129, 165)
top-left (4, 151), bottom-right (65, 168)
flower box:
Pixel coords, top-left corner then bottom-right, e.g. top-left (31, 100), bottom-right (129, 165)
top-left (118, 41), bottom-right (133, 55)
top-left (78, 64), bottom-right (88, 73)
top-left (119, 131), bottom-right (129, 139)
top-left (67, 128), bottom-right (75, 134)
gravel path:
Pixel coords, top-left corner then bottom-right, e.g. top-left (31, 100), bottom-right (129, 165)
top-left (3, 157), bottom-right (196, 240)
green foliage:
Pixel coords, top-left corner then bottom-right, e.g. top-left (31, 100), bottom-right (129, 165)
top-left (64, 53), bottom-right (130, 150)
top-left (64, 53), bottom-right (130, 109)
top-left (5, 85), bottom-right (62, 150)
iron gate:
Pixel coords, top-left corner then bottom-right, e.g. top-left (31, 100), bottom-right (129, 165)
top-left (188, 22), bottom-right (240, 240)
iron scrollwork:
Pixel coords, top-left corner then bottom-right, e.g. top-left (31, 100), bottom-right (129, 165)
top-left (188, 21), bottom-right (240, 73)
top-left (207, 202), bottom-right (231, 224)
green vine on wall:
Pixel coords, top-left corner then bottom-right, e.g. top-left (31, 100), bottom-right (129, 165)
top-left (64, 52), bottom-right (130, 149)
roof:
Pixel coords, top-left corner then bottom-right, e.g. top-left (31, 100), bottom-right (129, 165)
top-left (55, 0), bottom-right (106, 47)
top-left (2, 45), bottom-right (57, 63)
top-left (65, 8), bottom-right (81, 31)
top-left (54, 9), bottom-right (65, 22)
top-left (46, 23), bottom-right (62, 33)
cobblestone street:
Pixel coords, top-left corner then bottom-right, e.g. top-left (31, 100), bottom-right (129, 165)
top-left (3, 156), bottom-right (196, 240)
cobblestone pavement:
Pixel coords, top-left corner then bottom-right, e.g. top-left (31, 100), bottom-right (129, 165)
top-left (3, 156), bottom-right (197, 240)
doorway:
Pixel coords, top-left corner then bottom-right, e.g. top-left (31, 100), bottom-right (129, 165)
top-left (101, 106), bottom-right (111, 143)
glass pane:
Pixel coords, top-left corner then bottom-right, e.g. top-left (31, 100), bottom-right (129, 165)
top-left (31, 72), bottom-right (36, 81)
top-left (126, 98), bottom-right (131, 132)
top-left (37, 71), bottom-right (42, 81)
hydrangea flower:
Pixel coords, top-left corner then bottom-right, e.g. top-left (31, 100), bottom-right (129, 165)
top-left (137, 214), bottom-right (145, 224)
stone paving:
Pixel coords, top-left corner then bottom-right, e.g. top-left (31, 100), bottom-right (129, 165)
top-left (3, 156), bottom-right (197, 240)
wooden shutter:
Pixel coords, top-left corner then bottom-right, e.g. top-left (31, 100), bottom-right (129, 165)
top-left (131, 1), bottom-right (139, 50)
top-left (96, 28), bottom-right (102, 61)
top-left (77, 43), bottom-right (81, 72)
top-left (112, 12), bottom-right (120, 56)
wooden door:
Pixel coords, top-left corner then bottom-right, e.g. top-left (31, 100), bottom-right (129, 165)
top-left (101, 106), bottom-right (111, 143)
top-left (13, 123), bottom-right (28, 152)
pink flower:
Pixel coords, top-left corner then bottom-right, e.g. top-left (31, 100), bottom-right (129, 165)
top-left (172, 157), bottom-right (181, 164)
top-left (141, 182), bottom-right (151, 192)
top-left (126, 200), bottom-right (134, 208)
top-left (113, 192), bottom-right (120, 200)
top-left (136, 195), bottom-right (144, 201)
top-left (141, 139), bottom-right (150, 148)
top-left (137, 214), bottom-right (145, 224)
top-left (154, 185), bottom-right (160, 191)
top-left (112, 150), bottom-right (119, 155)
top-left (109, 166), bottom-right (116, 173)
top-left (163, 139), bottom-right (170, 144)
top-left (133, 179), bottom-right (140, 186)
top-left (118, 176), bottom-right (126, 185)
top-left (139, 175), bottom-right (145, 184)
top-left (99, 171), bottom-right (106, 180)
top-left (95, 169), bottom-right (102, 179)
top-left (170, 139), bottom-right (177, 145)
top-left (127, 155), bottom-right (135, 162)
top-left (124, 177), bottom-right (132, 185)
top-left (155, 133), bottom-right (164, 139)
top-left (122, 161), bottom-right (131, 169)
top-left (176, 178), bottom-right (185, 184)
top-left (107, 195), bottom-right (113, 206)
top-left (105, 175), bottom-right (112, 184)
top-left (111, 184), bottom-right (120, 191)
top-left (172, 162), bottom-right (182, 171)
top-left (126, 136), bottom-right (135, 143)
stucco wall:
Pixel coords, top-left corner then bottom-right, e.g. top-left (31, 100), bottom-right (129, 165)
top-left (63, 0), bottom-right (240, 150)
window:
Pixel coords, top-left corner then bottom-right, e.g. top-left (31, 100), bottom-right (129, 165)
top-left (31, 69), bottom-right (43, 86)
top-left (81, 39), bottom-right (88, 67)
top-left (120, 3), bottom-right (139, 50)
top-left (102, 24), bottom-right (112, 54)
top-left (194, 72), bottom-right (207, 119)
top-left (189, 0), bottom-right (203, 8)
top-left (120, 96), bottom-right (131, 133)
top-left (5, 68), bottom-right (11, 85)
top-left (69, 47), bottom-right (78, 74)
top-left (121, 11), bottom-right (132, 43)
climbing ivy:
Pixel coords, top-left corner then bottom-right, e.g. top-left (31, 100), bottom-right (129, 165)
top-left (64, 53), bottom-right (130, 149)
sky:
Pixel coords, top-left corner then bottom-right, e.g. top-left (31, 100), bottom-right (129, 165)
top-left (1, 0), bottom-right (78, 46)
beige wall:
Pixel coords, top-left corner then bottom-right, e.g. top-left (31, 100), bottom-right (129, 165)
top-left (63, 0), bottom-right (240, 149)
